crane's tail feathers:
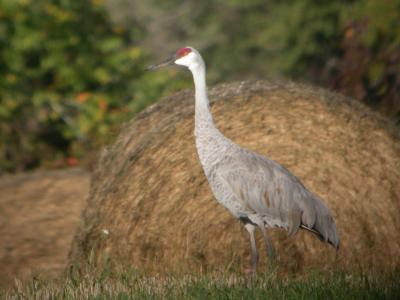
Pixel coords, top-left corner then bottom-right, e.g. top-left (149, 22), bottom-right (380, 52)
top-left (300, 224), bottom-right (340, 250)
top-left (287, 211), bottom-right (301, 237)
top-left (300, 224), bottom-right (324, 241)
top-left (299, 194), bottom-right (340, 250)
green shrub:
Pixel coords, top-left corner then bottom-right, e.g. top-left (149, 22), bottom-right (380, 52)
top-left (0, 0), bottom-right (188, 172)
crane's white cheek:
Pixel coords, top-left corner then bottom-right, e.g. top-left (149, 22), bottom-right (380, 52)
top-left (175, 57), bottom-right (189, 66)
top-left (175, 52), bottom-right (196, 67)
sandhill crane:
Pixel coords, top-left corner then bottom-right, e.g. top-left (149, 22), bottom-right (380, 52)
top-left (147, 47), bottom-right (339, 275)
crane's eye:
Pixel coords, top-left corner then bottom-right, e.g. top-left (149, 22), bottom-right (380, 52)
top-left (176, 47), bottom-right (192, 58)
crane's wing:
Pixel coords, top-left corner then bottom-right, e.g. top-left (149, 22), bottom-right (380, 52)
top-left (210, 149), bottom-right (339, 249)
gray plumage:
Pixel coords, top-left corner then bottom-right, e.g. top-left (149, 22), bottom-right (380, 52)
top-left (148, 46), bottom-right (339, 275)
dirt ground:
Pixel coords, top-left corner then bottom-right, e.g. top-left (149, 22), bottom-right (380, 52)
top-left (0, 168), bottom-right (90, 287)
top-left (69, 80), bottom-right (400, 275)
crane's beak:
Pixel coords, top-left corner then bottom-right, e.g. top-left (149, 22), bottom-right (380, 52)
top-left (145, 55), bottom-right (176, 71)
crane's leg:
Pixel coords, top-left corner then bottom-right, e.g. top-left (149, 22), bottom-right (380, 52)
top-left (259, 226), bottom-right (276, 264)
top-left (244, 223), bottom-right (258, 276)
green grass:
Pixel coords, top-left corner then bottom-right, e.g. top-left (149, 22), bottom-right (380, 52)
top-left (2, 269), bottom-right (399, 299)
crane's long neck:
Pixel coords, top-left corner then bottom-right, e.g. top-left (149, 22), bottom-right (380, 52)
top-left (190, 63), bottom-right (214, 128)
top-left (190, 60), bottom-right (232, 174)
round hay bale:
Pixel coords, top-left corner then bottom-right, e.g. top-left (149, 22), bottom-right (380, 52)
top-left (0, 168), bottom-right (90, 287)
top-left (69, 80), bottom-right (400, 275)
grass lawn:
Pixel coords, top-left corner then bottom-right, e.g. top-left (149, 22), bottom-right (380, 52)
top-left (2, 268), bottom-right (399, 299)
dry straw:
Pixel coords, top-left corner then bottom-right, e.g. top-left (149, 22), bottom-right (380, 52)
top-left (69, 80), bottom-right (400, 275)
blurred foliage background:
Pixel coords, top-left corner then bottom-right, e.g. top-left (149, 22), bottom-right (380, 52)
top-left (0, 0), bottom-right (399, 173)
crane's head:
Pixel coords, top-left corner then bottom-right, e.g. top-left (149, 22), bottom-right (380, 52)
top-left (146, 47), bottom-right (203, 71)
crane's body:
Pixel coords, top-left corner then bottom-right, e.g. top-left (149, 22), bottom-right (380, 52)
top-left (147, 47), bottom-right (339, 274)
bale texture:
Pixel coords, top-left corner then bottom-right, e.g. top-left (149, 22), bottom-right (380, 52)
top-left (0, 168), bottom-right (90, 286)
top-left (69, 80), bottom-right (400, 275)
